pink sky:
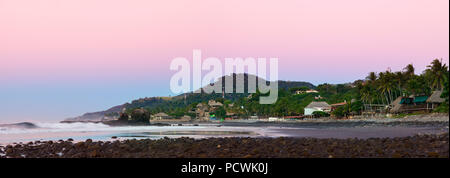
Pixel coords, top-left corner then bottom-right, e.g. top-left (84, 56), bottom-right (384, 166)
top-left (0, 0), bottom-right (448, 122)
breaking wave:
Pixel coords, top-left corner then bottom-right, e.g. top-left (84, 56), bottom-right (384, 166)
top-left (0, 122), bottom-right (204, 134)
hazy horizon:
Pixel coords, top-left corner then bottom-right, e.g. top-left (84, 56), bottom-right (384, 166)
top-left (1, 0), bottom-right (448, 123)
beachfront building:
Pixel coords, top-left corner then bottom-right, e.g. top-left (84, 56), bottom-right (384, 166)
top-left (390, 95), bottom-right (429, 113)
top-left (426, 90), bottom-right (445, 110)
top-left (151, 112), bottom-right (172, 120)
top-left (304, 101), bottom-right (331, 116)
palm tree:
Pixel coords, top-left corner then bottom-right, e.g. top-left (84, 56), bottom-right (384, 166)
top-left (393, 71), bottom-right (404, 97)
top-left (403, 64), bottom-right (415, 77)
top-left (425, 59), bottom-right (449, 90)
top-left (377, 71), bottom-right (396, 105)
top-left (366, 72), bottom-right (377, 83)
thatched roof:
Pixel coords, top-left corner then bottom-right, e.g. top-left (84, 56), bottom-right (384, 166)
top-left (305, 101), bottom-right (331, 109)
top-left (390, 96), bottom-right (404, 112)
top-left (427, 90), bottom-right (445, 103)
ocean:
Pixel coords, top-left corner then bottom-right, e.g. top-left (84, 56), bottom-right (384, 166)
top-left (0, 122), bottom-right (264, 145)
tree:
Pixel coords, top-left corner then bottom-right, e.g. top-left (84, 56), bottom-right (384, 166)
top-left (406, 75), bottom-right (431, 96)
top-left (118, 113), bottom-right (129, 121)
top-left (215, 98), bottom-right (225, 104)
top-left (366, 72), bottom-right (377, 83)
top-left (351, 100), bottom-right (363, 114)
top-left (425, 59), bottom-right (448, 90)
top-left (442, 76), bottom-right (449, 105)
top-left (312, 111), bottom-right (330, 118)
top-left (434, 75), bottom-right (449, 113)
top-left (403, 64), bottom-right (415, 77)
top-left (332, 102), bottom-right (353, 118)
top-left (377, 71), bottom-right (396, 105)
top-left (130, 108), bottom-right (150, 122)
top-left (332, 106), bottom-right (346, 118)
top-left (213, 106), bottom-right (226, 119)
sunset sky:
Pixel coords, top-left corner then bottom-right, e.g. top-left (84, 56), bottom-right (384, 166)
top-left (0, 0), bottom-right (448, 123)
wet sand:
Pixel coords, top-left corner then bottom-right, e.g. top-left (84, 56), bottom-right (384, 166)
top-left (263, 126), bottom-right (446, 139)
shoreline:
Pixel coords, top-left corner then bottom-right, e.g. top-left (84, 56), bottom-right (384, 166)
top-left (113, 113), bottom-right (450, 128)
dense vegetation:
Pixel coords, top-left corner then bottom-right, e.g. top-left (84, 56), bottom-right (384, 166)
top-left (119, 59), bottom-right (448, 122)
top-left (357, 59), bottom-right (448, 111)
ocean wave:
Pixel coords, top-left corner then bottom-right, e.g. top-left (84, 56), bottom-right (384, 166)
top-left (0, 122), bottom-right (205, 134)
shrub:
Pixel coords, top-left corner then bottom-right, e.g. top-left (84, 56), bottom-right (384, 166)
top-left (118, 113), bottom-right (129, 121)
top-left (312, 111), bottom-right (330, 118)
top-left (433, 103), bottom-right (449, 113)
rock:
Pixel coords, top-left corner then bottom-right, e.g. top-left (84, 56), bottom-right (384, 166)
top-left (1, 132), bottom-right (448, 158)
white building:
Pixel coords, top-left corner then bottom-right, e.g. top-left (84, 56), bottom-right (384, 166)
top-left (305, 89), bottom-right (319, 93)
top-left (295, 89), bottom-right (319, 95)
top-left (304, 101), bottom-right (331, 115)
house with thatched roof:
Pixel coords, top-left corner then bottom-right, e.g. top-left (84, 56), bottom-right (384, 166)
top-left (426, 90), bottom-right (445, 110)
top-left (390, 94), bottom-right (434, 113)
top-left (304, 101), bottom-right (331, 116)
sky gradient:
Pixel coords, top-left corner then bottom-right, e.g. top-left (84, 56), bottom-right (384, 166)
top-left (0, 0), bottom-right (448, 123)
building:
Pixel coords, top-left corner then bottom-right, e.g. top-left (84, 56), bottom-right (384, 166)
top-left (180, 115), bottom-right (192, 121)
top-left (314, 95), bottom-right (324, 100)
top-left (295, 89), bottom-right (319, 95)
top-left (151, 112), bottom-right (172, 120)
top-left (284, 116), bottom-right (304, 119)
top-left (390, 95), bottom-right (429, 113)
top-left (195, 103), bottom-right (210, 120)
top-left (208, 100), bottom-right (223, 107)
top-left (426, 90), bottom-right (445, 110)
top-left (304, 101), bottom-right (331, 116)
top-left (330, 101), bottom-right (347, 111)
top-left (305, 89), bottom-right (319, 93)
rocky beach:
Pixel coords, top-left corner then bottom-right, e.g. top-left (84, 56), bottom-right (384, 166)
top-left (0, 133), bottom-right (448, 158)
